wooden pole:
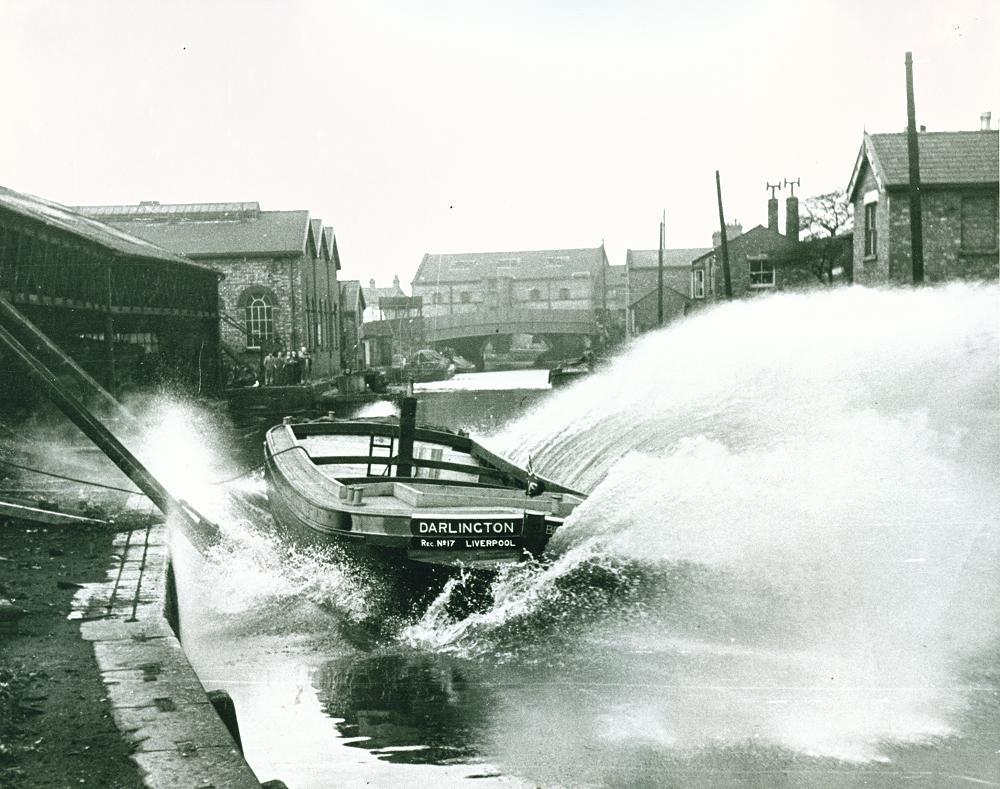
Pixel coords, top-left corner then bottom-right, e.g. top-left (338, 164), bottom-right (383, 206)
top-left (657, 211), bottom-right (665, 326)
top-left (0, 317), bottom-right (205, 525)
top-left (905, 51), bottom-right (924, 284)
top-left (396, 396), bottom-right (417, 478)
top-left (716, 171), bottom-right (733, 299)
top-left (104, 263), bottom-right (116, 395)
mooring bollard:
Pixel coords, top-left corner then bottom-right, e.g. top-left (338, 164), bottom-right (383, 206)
top-left (208, 689), bottom-right (243, 754)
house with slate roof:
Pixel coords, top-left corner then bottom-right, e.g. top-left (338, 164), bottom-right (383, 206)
top-left (624, 246), bottom-right (712, 333)
top-left (362, 276), bottom-right (407, 323)
top-left (846, 124), bottom-right (999, 284)
top-left (76, 201), bottom-right (343, 378)
top-left (690, 225), bottom-right (801, 302)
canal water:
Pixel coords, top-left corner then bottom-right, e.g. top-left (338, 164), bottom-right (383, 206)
top-left (156, 284), bottom-right (998, 788)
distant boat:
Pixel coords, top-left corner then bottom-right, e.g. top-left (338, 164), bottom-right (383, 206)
top-left (264, 401), bottom-right (585, 570)
top-left (381, 348), bottom-right (455, 384)
top-left (547, 352), bottom-right (595, 387)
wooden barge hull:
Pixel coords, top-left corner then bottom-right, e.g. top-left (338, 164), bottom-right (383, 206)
top-left (263, 420), bottom-right (580, 569)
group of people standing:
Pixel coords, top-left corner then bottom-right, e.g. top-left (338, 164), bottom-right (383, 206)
top-left (262, 348), bottom-right (311, 386)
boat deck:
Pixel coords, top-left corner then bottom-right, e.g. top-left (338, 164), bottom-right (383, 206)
top-left (265, 423), bottom-right (581, 520)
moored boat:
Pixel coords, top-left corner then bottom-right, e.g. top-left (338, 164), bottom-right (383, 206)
top-left (263, 398), bottom-right (584, 569)
top-left (547, 351), bottom-right (595, 387)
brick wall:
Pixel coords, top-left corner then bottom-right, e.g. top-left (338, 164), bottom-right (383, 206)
top-left (628, 266), bottom-right (694, 301)
top-left (852, 165), bottom-right (892, 285)
top-left (213, 252), bottom-right (342, 379)
top-left (887, 187), bottom-right (999, 283)
top-left (214, 255), bottom-right (295, 351)
top-left (631, 286), bottom-right (689, 333)
top-left (299, 249), bottom-right (342, 377)
top-left (414, 274), bottom-right (597, 316)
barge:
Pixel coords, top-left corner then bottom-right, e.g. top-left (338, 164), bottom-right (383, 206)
top-left (263, 398), bottom-right (584, 569)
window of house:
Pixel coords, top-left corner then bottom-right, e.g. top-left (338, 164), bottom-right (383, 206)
top-left (558, 288), bottom-right (570, 300)
top-left (529, 288), bottom-right (541, 301)
top-left (486, 278), bottom-right (498, 291)
top-left (460, 291), bottom-right (471, 303)
top-left (961, 195), bottom-right (999, 251)
top-left (432, 292), bottom-right (444, 304)
top-left (691, 269), bottom-right (705, 299)
top-left (748, 257), bottom-right (775, 288)
top-left (245, 294), bottom-right (274, 349)
top-left (864, 202), bottom-right (878, 257)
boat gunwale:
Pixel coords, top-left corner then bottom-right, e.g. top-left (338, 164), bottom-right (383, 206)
top-left (281, 419), bottom-right (585, 497)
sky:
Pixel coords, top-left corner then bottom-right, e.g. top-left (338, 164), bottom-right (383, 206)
top-left (1, 0), bottom-right (996, 288)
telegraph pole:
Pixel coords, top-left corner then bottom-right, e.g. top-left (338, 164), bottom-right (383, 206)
top-left (716, 171), bottom-right (733, 299)
top-left (905, 51), bottom-right (924, 284)
top-left (657, 210), bottom-right (665, 326)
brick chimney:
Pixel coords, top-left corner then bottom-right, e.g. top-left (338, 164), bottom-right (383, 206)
top-left (712, 223), bottom-right (742, 248)
top-left (768, 198), bottom-right (779, 233)
top-left (393, 274), bottom-right (400, 289)
top-left (982, 111), bottom-right (992, 130)
top-left (369, 278), bottom-right (376, 289)
top-left (785, 196), bottom-right (799, 240)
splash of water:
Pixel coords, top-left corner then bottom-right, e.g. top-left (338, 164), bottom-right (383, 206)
top-left (403, 283), bottom-right (1000, 763)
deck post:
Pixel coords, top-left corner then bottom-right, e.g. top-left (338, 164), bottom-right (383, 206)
top-left (397, 396), bottom-right (417, 478)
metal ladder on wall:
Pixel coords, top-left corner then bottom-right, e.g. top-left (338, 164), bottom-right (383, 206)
top-left (367, 434), bottom-right (395, 477)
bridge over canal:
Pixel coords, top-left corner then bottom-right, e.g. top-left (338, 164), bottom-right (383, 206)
top-left (422, 307), bottom-right (601, 364)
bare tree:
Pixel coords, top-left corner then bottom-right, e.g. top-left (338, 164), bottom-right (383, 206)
top-left (796, 190), bottom-right (854, 284)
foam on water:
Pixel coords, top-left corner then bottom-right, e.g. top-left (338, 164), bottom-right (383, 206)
top-left (402, 283), bottom-right (1000, 764)
top-left (113, 283), bottom-right (999, 771)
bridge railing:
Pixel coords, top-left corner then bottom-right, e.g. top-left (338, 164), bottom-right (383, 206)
top-left (422, 307), bottom-right (599, 341)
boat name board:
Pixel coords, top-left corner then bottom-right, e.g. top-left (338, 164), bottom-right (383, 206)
top-left (410, 515), bottom-right (523, 537)
top-left (410, 536), bottom-right (520, 550)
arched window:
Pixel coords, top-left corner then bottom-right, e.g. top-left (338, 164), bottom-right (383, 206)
top-left (558, 288), bottom-right (570, 300)
top-left (529, 288), bottom-right (541, 301)
top-left (245, 293), bottom-right (274, 349)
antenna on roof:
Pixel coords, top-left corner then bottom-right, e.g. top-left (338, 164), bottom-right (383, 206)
top-left (783, 178), bottom-right (800, 197)
top-left (766, 182), bottom-right (782, 199)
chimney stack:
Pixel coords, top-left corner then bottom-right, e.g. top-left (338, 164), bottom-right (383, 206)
top-left (712, 223), bottom-right (742, 248)
top-left (766, 182), bottom-right (781, 233)
top-left (783, 178), bottom-right (800, 240)
top-left (369, 278), bottom-right (376, 289)
top-left (785, 196), bottom-right (799, 240)
top-left (982, 111), bottom-right (992, 130)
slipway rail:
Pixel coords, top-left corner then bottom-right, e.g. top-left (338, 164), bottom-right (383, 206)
top-left (0, 295), bottom-right (218, 534)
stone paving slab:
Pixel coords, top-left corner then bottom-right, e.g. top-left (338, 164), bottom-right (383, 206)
top-left (112, 701), bottom-right (239, 752)
top-left (94, 636), bottom-right (190, 671)
top-left (80, 617), bottom-right (170, 641)
top-left (74, 522), bottom-right (263, 787)
top-left (133, 747), bottom-right (260, 789)
top-left (102, 668), bottom-right (215, 708)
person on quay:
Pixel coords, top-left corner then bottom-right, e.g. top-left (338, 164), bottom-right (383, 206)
top-left (263, 352), bottom-right (275, 386)
top-left (274, 350), bottom-right (286, 386)
top-left (299, 346), bottom-right (311, 382)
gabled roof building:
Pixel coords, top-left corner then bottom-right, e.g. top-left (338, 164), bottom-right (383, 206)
top-left (0, 186), bottom-right (222, 394)
top-left (362, 275), bottom-right (406, 323)
top-left (77, 201), bottom-right (343, 379)
top-left (846, 125), bottom-right (999, 284)
top-left (412, 246), bottom-right (609, 317)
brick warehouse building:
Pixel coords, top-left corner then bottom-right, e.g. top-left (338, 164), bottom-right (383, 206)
top-left (846, 123), bottom-right (999, 285)
top-left (78, 201), bottom-right (343, 379)
top-left (412, 246), bottom-right (609, 318)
